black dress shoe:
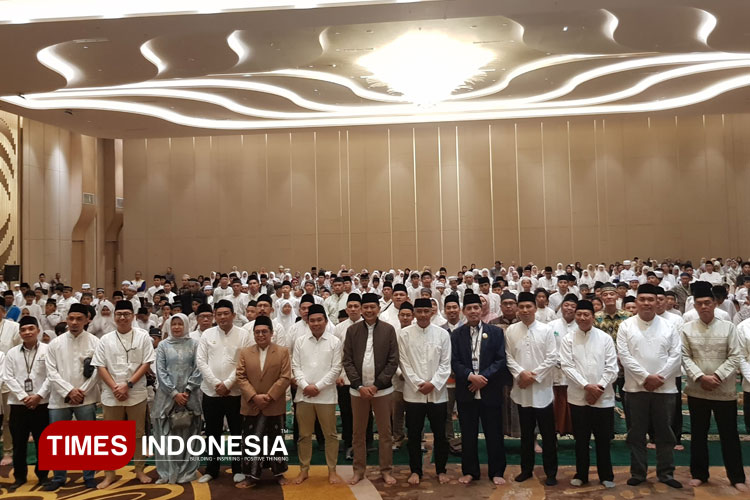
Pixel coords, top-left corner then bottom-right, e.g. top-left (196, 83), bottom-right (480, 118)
top-left (661, 478), bottom-right (683, 489)
top-left (515, 472), bottom-right (533, 482)
top-left (43, 481), bottom-right (63, 492)
top-left (8, 481), bottom-right (26, 492)
top-left (545, 477), bottom-right (557, 486)
top-left (626, 477), bottom-right (645, 486)
top-left (84, 479), bottom-right (98, 489)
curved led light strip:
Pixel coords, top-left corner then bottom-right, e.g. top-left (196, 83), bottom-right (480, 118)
top-left (697, 9), bottom-right (717, 45)
top-left (227, 31), bottom-right (251, 65)
top-left (601, 9), bottom-right (619, 40)
top-left (140, 40), bottom-right (167, 74)
top-left (37, 44), bottom-right (81, 85)
top-left (0, 0), bottom-right (433, 24)
top-left (5, 73), bottom-right (750, 130)
top-left (25, 59), bottom-right (750, 119)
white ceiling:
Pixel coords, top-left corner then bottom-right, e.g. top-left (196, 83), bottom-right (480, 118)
top-left (1, 0), bottom-right (750, 138)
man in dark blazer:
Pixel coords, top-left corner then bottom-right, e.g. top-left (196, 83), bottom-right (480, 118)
top-left (451, 292), bottom-right (510, 485)
top-left (342, 293), bottom-right (400, 486)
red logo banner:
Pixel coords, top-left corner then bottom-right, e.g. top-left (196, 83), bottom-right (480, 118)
top-left (38, 420), bottom-right (136, 471)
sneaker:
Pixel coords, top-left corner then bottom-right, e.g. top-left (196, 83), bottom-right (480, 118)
top-left (602, 481), bottom-right (616, 488)
top-left (345, 448), bottom-right (353, 460)
top-left (570, 479), bottom-right (584, 487)
top-left (233, 474), bottom-right (246, 483)
top-left (545, 477), bottom-right (557, 486)
top-left (198, 474), bottom-right (214, 483)
top-left (627, 477), bottom-right (645, 486)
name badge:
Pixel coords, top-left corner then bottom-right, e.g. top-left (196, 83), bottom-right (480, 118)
top-left (472, 357), bottom-right (479, 372)
top-left (24, 378), bottom-right (34, 393)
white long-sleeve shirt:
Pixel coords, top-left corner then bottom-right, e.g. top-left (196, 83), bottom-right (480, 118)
top-left (3, 342), bottom-right (51, 405)
top-left (45, 331), bottom-right (101, 409)
top-left (397, 323), bottom-right (451, 404)
top-left (560, 326), bottom-right (618, 408)
top-left (0, 319), bottom-right (21, 394)
top-left (324, 293), bottom-right (349, 324)
top-left (334, 317), bottom-right (359, 385)
top-left (292, 331), bottom-right (342, 404)
top-left (547, 318), bottom-right (576, 385)
top-left (616, 315), bottom-right (681, 394)
top-left (505, 320), bottom-right (558, 408)
top-left (91, 328), bottom-right (155, 406)
top-left (196, 325), bottom-right (250, 397)
top-left (681, 318), bottom-right (742, 401)
top-left (738, 318), bottom-right (750, 392)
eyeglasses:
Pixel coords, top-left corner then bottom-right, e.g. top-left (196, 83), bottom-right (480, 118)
top-left (114, 312), bottom-right (133, 318)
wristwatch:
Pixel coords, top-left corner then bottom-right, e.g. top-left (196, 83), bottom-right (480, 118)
top-left (127, 381), bottom-right (134, 389)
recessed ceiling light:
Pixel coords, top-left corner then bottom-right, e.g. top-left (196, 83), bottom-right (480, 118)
top-left (357, 31), bottom-right (493, 106)
top-left (562, 26), bottom-right (568, 32)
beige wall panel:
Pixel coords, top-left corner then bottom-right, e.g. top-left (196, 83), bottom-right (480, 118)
top-left (703, 115), bottom-right (730, 257)
top-left (414, 126), bottom-right (442, 267)
top-left (490, 122), bottom-right (520, 262)
top-left (569, 121), bottom-right (601, 263)
top-left (541, 121), bottom-right (572, 264)
top-left (26, 166), bottom-right (44, 240)
top-left (388, 127), bottom-right (416, 268)
top-left (515, 122), bottom-right (545, 263)
top-left (25, 119), bottom-right (43, 168)
top-left (122, 139), bottom-right (148, 241)
top-left (215, 135), bottom-right (244, 240)
top-left (168, 137), bottom-right (196, 240)
top-left (43, 167), bottom-right (61, 242)
top-left (265, 132), bottom-right (293, 266)
top-left (239, 134), bottom-right (268, 268)
top-left (674, 115), bottom-right (706, 225)
top-left (290, 132), bottom-right (316, 268)
top-left (457, 122), bottom-right (493, 267)
top-left (362, 128), bottom-right (391, 267)
top-left (437, 126), bottom-right (460, 270)
top-left (192, 136), bottom-right (217, 238)
top-left (620, 119), bottom-right (656, 228)
top-left (144, 138), bottom-right (171, 241)
top-left (315, 130), bottom-right (345, 269)
top-left (339, 131), bottom-right (352, 268)
top-left (345, 129), bottom-right (368, 269)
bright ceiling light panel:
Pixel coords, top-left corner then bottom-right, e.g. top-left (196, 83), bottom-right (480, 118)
top-left (357, 31), bottom-right (494, 106)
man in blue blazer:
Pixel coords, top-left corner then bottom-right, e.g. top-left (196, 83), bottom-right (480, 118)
top-left (451, 292), bottom-right (511, 485)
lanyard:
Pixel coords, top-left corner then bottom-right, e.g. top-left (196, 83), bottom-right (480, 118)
top-left (470, 324), bottom-right (482, 360)
top-left (115, 331), bottom-right (136, 362)
top-left (23, 344), bottom-right (38, 376)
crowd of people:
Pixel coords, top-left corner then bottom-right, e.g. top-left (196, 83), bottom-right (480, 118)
top-left (0, 256), bottom-right (749, 492)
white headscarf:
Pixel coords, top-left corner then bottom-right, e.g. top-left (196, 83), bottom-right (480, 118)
top-left (276, 299), bottom-right (295, 332)
top-left (89, 301), bottom-right (116, 338)
top-left (167, 313), bottom-right (191, 342)
top-left (579, 269), bottom-right (595, 288)
top-left (593, 265), bottom-right (610, 283)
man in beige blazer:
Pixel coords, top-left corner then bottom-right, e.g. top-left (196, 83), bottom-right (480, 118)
top-left (236, 316), bottom-right (291, 488)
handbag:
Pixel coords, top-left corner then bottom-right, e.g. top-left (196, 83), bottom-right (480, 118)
top-left (169, 408), bottom-right (194, 430)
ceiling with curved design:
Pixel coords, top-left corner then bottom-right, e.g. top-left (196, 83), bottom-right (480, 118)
top-left (1, 0), bottom-right (749, 137)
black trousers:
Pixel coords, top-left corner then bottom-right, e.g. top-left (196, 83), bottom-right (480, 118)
top-left (646, 377), bottom-right (683, 443)
top-left (518, 403), bottom-right (557, 479)
top-left (457, 400), bottom-right (506, 480)
top-left (687, 396), bottom-right (746, 485)
top-left (626, 392), bottom-right (675, 482)
top-left (744, 392), bottom-right (750, 434)
top-left (569, 404), bottom-right (614, 483)
top-left (10, 404), bottom-right (49, 483)
top-left (405, 402), bottom-right (448, 476)
top-left (202, 394), bottom-right (243, 477)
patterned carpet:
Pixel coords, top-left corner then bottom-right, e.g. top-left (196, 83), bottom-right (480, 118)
top-left (0, 464), bottom-right (745, 500)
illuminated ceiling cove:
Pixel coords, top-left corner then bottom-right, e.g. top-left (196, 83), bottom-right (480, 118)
top-left (1, 0), bottom-right (749, 137)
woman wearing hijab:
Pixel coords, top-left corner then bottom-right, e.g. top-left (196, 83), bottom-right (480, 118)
top-left (88, 301), bottom-right (116, 338)
top-left (593, 265), bottom-right (610, 284)
top-left (429, 298), bottom-right (446, 326)
top-left (152, 313), bottom-right (203, 484)
top-left (578, 269), bottom-right (595, 289)
top-left (555, 263), bottom-right (565, 277)
top-left (276, 299), bottom-right (296, 332)
top-left (479, 294), bottom-right (498, 324)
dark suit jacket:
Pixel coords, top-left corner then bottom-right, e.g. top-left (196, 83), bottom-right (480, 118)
top-left (342, 319), bottom-right (399, 391)
top-left (236, 343), bottom-right (291, 416)
top-left (451, 322), bottom-right (510, 407)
